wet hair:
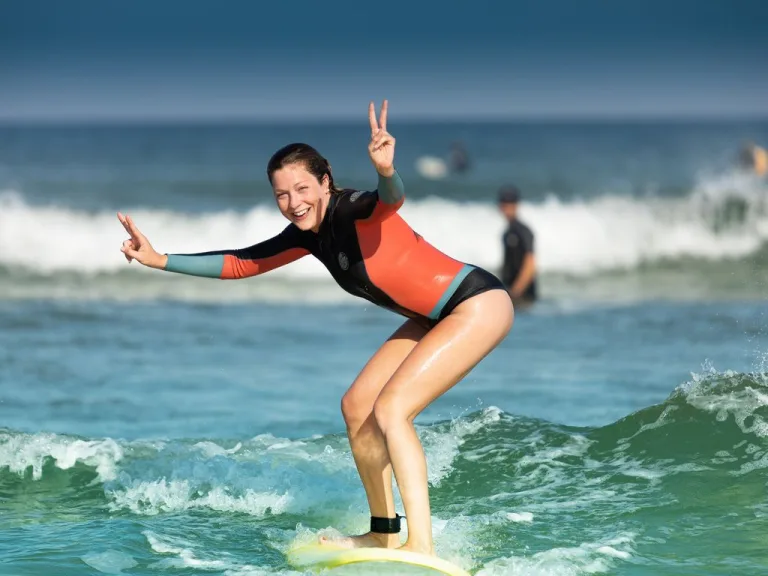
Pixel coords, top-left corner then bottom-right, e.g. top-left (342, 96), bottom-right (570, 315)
top-left (267, 143), bottom-right (343, 194)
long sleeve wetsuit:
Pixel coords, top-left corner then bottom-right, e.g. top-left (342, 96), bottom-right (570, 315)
top-left (164, 171), bottom-right (506, 327)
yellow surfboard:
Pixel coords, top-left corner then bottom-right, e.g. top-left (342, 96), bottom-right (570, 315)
top-left (287, 542), bottom-right (471, 576)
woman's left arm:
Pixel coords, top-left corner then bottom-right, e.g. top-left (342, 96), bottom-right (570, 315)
top-left (364, 99), bottom-right (404, 221)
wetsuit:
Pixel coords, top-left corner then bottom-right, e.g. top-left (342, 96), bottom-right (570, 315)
top-left (501, 219), bottom-right (536, 301)
top-left (164, 171), bottom-right (507, 328)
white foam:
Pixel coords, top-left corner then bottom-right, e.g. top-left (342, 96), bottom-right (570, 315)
top-left (144, 531), bottom-right (230, 571)
top-left (0, 430), bottom-right (123, 481)
top-left (595, 546), bottom-right (631, 559)
top-left (143, 528), bottom-right (315, 575)
top-left (108, 478), bottom-right (292, 516)
top-left (476, 533), bottom-right (636, 576)
top-left (506, 511), bottom-right (534, 523)
top-left (192, 440), bottom-right (243, 458)
top-left (682, 368), bottom-right (768, 439)
top-left (517, 434), bottom-right (593, 469)
top-left (420, 406), bottom-right (503, 486)
top-left (81, 550), bottom-right (138, 574)
top-left (1, 169), bottom-right (766, 279)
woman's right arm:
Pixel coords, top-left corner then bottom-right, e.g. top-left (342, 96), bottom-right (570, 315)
top-left (117, 212), bottom-right (309, 280)
top-left (165, 230), bottom-right (310, 280)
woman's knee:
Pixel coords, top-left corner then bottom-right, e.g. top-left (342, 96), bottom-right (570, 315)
top-left (373, 394), bottom-right (408, 436)
top-left (341, 388), bottom-right (372, 430)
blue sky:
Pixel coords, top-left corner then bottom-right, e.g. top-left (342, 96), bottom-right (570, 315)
top-left (1, 0), bottom-right (766, 120)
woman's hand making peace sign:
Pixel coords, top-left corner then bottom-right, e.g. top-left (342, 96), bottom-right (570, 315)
top-left (116, 212), bottom-right (167, 269)
top-left (368, 100), bottom-right (396, 178)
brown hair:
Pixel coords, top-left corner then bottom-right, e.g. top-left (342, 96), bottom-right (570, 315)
top-left (266, 143), bottom-right (343, 194)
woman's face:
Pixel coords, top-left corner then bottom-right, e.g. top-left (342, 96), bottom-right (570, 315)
top-left (271, 163), bottom-right (330, 232)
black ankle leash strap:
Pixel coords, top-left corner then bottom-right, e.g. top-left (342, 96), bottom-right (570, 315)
top-left (370, 513), bottom-right (404, 534)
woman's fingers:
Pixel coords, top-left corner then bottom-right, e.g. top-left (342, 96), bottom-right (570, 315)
top-left (117, 212), bottom-right (132, 236)
top-left (369, 101), bottom-right (379, 136)
top-left (121, 239), bottom-right (137, 262)
top-left (370, 130), bottom-right (395, 152)
top-left (368, 99), bottom-right (388, 135)
top-left (378, 99), bottom-right (388, 132)
top-left (118, 213), bottom-right (150, 264)
top-left (117, 212), bottom-right (142, 243)
top-left (125, 214), bottom-right (144, 240)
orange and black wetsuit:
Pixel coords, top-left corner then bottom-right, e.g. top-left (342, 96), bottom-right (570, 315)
top-left (163, 171), bottom-right (507, 328)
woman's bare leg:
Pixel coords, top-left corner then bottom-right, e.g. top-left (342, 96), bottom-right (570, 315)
top-left (319, 318), bottom-right (428, 549)
top-left (373, 290), bottom-right (514, 555)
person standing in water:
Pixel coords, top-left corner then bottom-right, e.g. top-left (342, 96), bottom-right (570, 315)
top-left (738, 141), bottom-right (767, 177)
top-left (448, 141), bottom-right (470, 174)
top-left (117, 100), bottom-right (514, 557)
top-left (497, 185), bottom-right (537, 303)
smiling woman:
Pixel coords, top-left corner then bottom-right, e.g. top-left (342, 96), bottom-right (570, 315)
top-left (116, 100), bottom-right (514, 560)
top-left (267, 142), bottom-right (347, 230)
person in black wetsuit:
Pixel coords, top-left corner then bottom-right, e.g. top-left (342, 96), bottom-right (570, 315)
top-left (498, 185), bottom-right (537, 303)
top-left (448, 141), bottom-right (470, 174)
top-left (117, 100), bottom-right (514, 557)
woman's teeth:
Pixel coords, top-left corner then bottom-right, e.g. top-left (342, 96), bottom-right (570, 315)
top-left (294, 208), bottom-right (309, 218)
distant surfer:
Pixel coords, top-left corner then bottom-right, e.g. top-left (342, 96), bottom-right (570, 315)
top-left (116, 100), bottom-right (514, 557)
top-left (414, 141), bottom-right (470, 180)
top-left (737, 141), bottom-right (767, 176)
top-left (497, 185), bottom-right (537, 304)
top-left (448, 141), bottom-right (470, 174)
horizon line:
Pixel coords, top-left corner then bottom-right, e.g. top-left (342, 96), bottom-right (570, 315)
top-left (1, 112), bottom-right (767, 126)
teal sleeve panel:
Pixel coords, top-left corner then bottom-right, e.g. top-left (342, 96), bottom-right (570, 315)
top-left (377, 170), bottom-right (405, 205)
top-left (164, 254), bottom-right (224, 278)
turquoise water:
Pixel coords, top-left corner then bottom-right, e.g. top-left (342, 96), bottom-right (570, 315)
top-left (1, 121), bottom-right (768, 575)
top-left (3, 301), bottom-right (768, 575)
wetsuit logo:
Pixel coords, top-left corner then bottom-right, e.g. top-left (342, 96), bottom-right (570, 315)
top-left (349, 191), bottom-right (364, 202)
top-left (338, 252), bottom-right (349, 270)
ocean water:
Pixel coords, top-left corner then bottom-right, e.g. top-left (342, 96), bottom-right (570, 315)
top-left (1, 120), bottom-right (768, 575)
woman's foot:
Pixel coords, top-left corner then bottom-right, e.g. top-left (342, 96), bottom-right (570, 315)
top-left (318, 531), bottom-right (400, 549)
top-left (397, 541), bottom-right (434, 556)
